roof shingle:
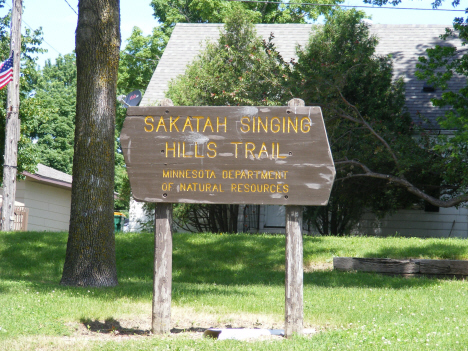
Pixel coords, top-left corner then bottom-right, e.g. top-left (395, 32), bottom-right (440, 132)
top-left (141, 23), bottom-right (464, 129)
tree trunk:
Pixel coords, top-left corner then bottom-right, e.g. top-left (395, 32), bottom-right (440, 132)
top-left (61, 0), bottom-right (120, 287)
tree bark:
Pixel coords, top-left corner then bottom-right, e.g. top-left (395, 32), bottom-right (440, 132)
top-left (61, 0), bottom-right (120, 287)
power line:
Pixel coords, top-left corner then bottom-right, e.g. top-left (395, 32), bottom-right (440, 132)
top-left (23, 21), bottom-right (62, 55)
top-left (63, 0), bottom-right (78, 15)
top-left (3, 1), bottom-right (62, 56)
top-left (226, 0), bottom-right (466, 12)
top-left (121, 52), bottom-right (160, 63)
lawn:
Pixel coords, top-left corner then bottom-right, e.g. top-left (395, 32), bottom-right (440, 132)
top-left (1, 231), bottom-right (468, 350)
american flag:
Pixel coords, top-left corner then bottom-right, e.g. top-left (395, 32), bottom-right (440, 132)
top-left (0, 53), bottom-right (14, 90)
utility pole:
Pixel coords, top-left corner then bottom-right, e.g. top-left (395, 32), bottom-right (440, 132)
top-left (2, 0), bottom-right (22, 231)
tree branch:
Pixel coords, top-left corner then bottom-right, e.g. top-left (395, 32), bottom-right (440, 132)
top-left (336, 160), bottom-right (468, 208)
top-left (336, 91), bottom-right (402, 170)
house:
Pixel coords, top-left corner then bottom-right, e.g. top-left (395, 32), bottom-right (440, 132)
top-left (130, 23), bottom-right (468, 238)
top-left (1, 164), bottom-right (72, 231)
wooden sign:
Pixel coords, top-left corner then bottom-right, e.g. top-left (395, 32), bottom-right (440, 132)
top-left (121, 106), bottom-right (335, 205)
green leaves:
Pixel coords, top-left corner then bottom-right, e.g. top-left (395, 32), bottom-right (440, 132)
top-left (167, 13), bottom-right (292, 107)
top-left (0, 8), bottom-right (45, 182)
top-left (29, 54), bottom-right (77, 175)
top-left (150, 0), bottom-right (342, 28)
top-left (117, 27), bottom-right (167, 95)
top-left (416, 27), bottom-right (468, 192)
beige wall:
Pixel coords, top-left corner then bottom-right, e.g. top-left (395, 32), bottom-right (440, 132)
top-left (357, 207), bottom-right (468, 238)
top-left (16, 179), bottom-right (71, 232)
top-left (241, 204), bottom-right (468, 238)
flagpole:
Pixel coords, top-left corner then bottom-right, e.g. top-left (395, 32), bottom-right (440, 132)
top-left (1, 0), bottom-right (22, 231)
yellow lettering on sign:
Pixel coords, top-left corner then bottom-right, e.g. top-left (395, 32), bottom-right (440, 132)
top-left (194, 142), bottom-right (204, 158)
top-left (182, 142), bottom-right (191, 158)
top-left (144, 114), bottom-right (312, 133)
top-left (245, 142), bottom-right (255, 159)
top-left (301, 116), bottom-right (311, 133)
top-left (203, 117), bottom-right (214, 132)
top-left (178, 182), bottom-right (223, 192)
top-left (217, 117), bottom-right (227, 133)
top-left (258, 142), bottom-right (269, 159)
top-left (228, 183), bottom-right (289, 193)
top-left (240, 116), bottom-right (250, 133)
top-left (169, 116), bottom-right (180, 132)
top-left (166, 142), bottom-right (198, 158)
top-left (231, 142), bottom-right (242, 158)
top-left (207, 142), bottom-right (217, 158)
top-left (271, 117), bottom-right (280, 133)
top-left (166, 142), bottom-right (176, 157)
top-left (192, 116), bottom-right (204, 132)
top-left (277, 143), bottom-right (286, 159)
top-left (182, 117), bottom-right (194, 132)
top-left (221, 170), bottom-right (289, 179)
top-left (161, 182), bottom-right (173, 191)
top-left (288, 117), bottom-right (298, 133)
top-left (144, 116), bottom-right (154, 132)
top-left (160, 169), bottom-right (214, 178)
top-left (156, 116), bottom-right (167, 132)
top-left (258, 116), bottom-right (268, 133)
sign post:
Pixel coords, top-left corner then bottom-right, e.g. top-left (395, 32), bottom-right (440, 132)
top-left (152, 99), bottom-right (174, 334)
top-left (284, 98), bottom-right (305, 337)
top-left (121, 98), bottom-right (335, 335)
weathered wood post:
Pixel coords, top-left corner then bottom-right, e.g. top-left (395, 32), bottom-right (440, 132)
top-left (285, 98), bottom-right (305, 337)
top-left (1, 0), bottom-right (22, 231)
top-left (152, 98), bottom-right (174, 334)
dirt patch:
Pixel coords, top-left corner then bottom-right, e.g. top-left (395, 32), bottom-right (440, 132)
top-left (304, 261), bottom-right (333, 272)
top-left (3, 311), bottom-right (318, 350)
top-left (69, 308), bottom-right (317, 341)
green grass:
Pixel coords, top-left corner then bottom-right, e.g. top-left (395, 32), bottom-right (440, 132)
top-left (1, 231), bottom-right (468, 350)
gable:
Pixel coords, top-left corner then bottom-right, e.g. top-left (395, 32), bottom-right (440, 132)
top-left (142, 23), bottom-right (464, 129)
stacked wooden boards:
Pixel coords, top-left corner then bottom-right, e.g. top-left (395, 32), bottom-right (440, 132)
top-left (334, 257), bottom-right (468, 278)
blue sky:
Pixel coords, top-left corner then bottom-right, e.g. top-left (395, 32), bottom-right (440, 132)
top-left (0, 0), bottom-right (464, 68)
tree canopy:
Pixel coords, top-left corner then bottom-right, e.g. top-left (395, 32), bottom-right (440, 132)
top-left (30, 54), bottom-right (76, 174)
top-left (292, 10), bottom-right (438, 233)
top-left (151, 0), bottom-right (342, 29)
top-left (167, 13), bottom-right (291, 107)
top-left (364, 0), bottom-right (468, 196)
top-left (165, 9), bottom-right (468, 234)
top-left (415, 22), bottom-right (468, 202)
top-left (166, 12), bottom-right (292, 232)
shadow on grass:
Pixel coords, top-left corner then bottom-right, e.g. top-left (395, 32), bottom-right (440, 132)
top-left (0, 231), bottom-right (460, 299)
top-left (0, 231), bottom-right (66, 284)
top-left (80, 317), bottom-right (208, 335)
top-left (116, 233), bottom-right (444, 293)
top-left (80, 317), bottom-right (150, 335)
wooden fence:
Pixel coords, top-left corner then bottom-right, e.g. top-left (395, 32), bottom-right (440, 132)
top-left (0, 205), bottom-right (29, 231)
